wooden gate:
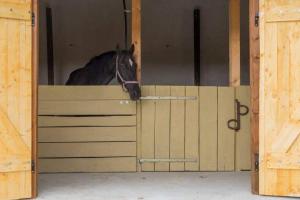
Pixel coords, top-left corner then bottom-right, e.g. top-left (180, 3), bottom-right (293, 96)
top-left (138, 86), bottom-right (250, 172)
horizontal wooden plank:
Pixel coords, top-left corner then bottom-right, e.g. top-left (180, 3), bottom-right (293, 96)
top-left (265, 0), bottom-right (300, 22)
top-left (38, 127), bottom-right (136, 142)
top-left (0, 1), bottom-right (31, 21)
top-left (38, 142), bottom-right (136, 158)
top-left (39, 157), bottom-right (137, 173)
top-left (38, 116), bottom-right (136, 127)
top-left (39, 100), bottom-right (136, 116)
top-left (38, 86), bottom-right (131, 100)
top-left (267, 153), bottom-right (300, 170)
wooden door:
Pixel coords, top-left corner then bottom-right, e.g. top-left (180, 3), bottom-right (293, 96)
top-left (260, 0), bottom-right (300, 197)
top-left (0, 0), bottom-right (34, 199)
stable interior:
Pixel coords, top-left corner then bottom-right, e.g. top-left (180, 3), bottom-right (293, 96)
top-left (38, 0), bottom-right (252, 197)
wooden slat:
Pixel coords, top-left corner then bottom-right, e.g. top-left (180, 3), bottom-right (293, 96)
top-left (136, 98), bottom-right (141, 171)
top-left (267, 153), bottom-right (300, 170)
top-left (199, 87), bottom-right (218, 171)
top-left (38, 86), bottom-right (130, 101)
top-left (132, 0), bottom-right (141, 83)
top-left (140, 86), bottom-right (156, 171)
top-left (38, 116), bottom-right (136, 127)
top-left (0, 1), bottom-right (31, 21)
top-left (218, 87), bottom-right (235, 171)
top-left (235, 86), bottom-right (251, 171)
top-left (154, 86), bottom-right (170, 171)
top-left (185, 87), bottom-right (199, 171)
top-left (38, 142), bottom-right (136, 158)
top-left (170, 86), bottom-right (185, 171)
top-left (38, 127), bottom-right (136, 142)
top-left (39, 157), bottom-right (137, 173)
top-left (265, 0), bottom-right (300, 23)
top-left (229, 0), bottom-right (241, 87)
top-left (39, 100), bottom-right (136, 116)
top-left (249, 0), bottom-right (260, 194)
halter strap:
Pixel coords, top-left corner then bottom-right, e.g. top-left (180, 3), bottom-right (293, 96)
top-left (115, 55), bottom-right (139, 91)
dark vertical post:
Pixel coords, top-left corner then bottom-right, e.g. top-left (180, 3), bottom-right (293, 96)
top-left (46, 7), bottom-right (54, 85)
top-left (194, 8), bottom-right (201, 86)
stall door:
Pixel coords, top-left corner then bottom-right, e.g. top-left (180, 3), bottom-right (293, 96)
top-left (0, 0), bottom-right (34, 199)
top-left (260, 0), bottom-right (300, 197)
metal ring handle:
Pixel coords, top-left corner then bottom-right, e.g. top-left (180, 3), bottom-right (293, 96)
top-left (227, 119), bottom-right (238, 131)
top-left (239, 105), bottom-right (249, 116)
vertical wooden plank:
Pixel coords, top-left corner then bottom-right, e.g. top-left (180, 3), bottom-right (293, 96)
top-left (235, 86), bottom-right (251, 171)
top-left (185, 86), bottom-right (199, 171)
top-left (136, 99), bottom-right (141, 172)
top-left (132, 0), bottom-right (141, 83)
top-left (141, 86), bottom-right (155, 171)
top-left (249, 0), bottom-right (260, 194)
top-left (169, 86), bottom-right (185, 171)
top-left (218, 87), bottom-right (235, 171)
top-left (229, 0), bottom-right (241, 87)
top-left (155, 86), bottom-right (170, 171)
top-left (199, 87), bottom-right (218, 171)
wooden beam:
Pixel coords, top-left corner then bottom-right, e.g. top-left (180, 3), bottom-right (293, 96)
top-left (229, 0), bottom-right (241, 87)
top-left (132, 0), bottom-right (141, 83)
top-left (249, 0), bottom-right (260, 195)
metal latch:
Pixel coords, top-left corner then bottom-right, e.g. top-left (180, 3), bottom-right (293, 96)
top-left (227, 99), bottom-right (249, 131)
top-left (31, 12), bottom-right (35, 27)
top-left (31, 160), bottom-right (36, 172)
top-left (254, 153), bottom-right (259, 172)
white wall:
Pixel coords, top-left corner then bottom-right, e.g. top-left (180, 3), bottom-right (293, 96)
top-left (39, 0), bottom-right (249, 86)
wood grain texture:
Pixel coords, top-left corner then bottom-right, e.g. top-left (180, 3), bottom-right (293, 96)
top-left (0, 1), bottom-right (32, 199)
top-left (199, 87), bottom-right (218, 171)
top-left (170, 87), bottom-right (185, 171)
top-left (39, 157), bottom-right (137, 173)
top-left (218, 87), bottom-right (235, 171)
top-left (249, 0), bottom-right (260, 194)
top-left (229, 0), bottom-right (241, 87)
top-left (132, 0), bottom-right (141, 83)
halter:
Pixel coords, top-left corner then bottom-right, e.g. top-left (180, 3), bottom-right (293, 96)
top-left (115, 55), bottom-right (139, 91)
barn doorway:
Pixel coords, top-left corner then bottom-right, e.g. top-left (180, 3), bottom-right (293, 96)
top-left (37, 0), bottom-right (256, 199)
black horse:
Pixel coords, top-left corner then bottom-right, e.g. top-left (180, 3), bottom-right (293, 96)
top-left (66, 45), bottom-right (141, 100)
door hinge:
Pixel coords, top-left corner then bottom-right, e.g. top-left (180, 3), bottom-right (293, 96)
top-left (255, 12), bottom-right (259, 27)
top-left (254, 153), bottom-right (259, 172)
top-left (32, 12), bottom-right (35, 27)
top-left (31, 160), bottom-right (36, 172)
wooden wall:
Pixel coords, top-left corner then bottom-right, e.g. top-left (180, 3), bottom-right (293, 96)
top-left (38, 86), bottom-right (250, 173)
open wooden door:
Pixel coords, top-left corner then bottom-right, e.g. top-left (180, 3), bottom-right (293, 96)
top-left (0, 0), bottom-right (36, 199)
top-left (260, 0), bottom-right (300, 197)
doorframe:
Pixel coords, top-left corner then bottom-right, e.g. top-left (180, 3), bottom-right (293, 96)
top-left (32, 0), bottom-right (39, 198)
top-left (249, 0), bottom-right (260, 194)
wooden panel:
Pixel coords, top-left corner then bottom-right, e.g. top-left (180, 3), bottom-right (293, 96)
top-left (229, 0), bottom-right (241, 87)
top-left (39, 127), bottom-right (136, 142)
top-left (0, 1), bottom-right (31, 21)
top-left (38, 142), bottom-right (136, 158)
top-left (39, 86), bottom-right (130, 101)
top-left (185, 87), bottom-right (199, 171)
top-left (267, 153), bottom-right (300, 170)
top-left (132, 0), bottom-right (141, 82)
top-left (236, 86), bottom-right (251, 171)
top-left (169, 86), bottom-right (185, 171)
top-left (0, 2), bottom-right (33, 199)
top-left (265, 0), bottom-right (300, 22)
top-left (218, 87), bottom-right (235, 171)
top-left (39, 100), bottom-right (136, 116)
top-left (38, 116), bottom-right (136, 127)
top-left (140, 86), bottom-right (156, 171)
top-left (199, 87), bottom-right (218, 171)
top-left (39, 157), bottom-right (137, 173)
top-left (249, 0), bottom-right (260, 194)
top-left (154, 86), bottom-right (170, 171)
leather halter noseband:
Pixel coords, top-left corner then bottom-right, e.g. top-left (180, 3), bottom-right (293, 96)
top-left (115, 55), bottom-right (139, 91)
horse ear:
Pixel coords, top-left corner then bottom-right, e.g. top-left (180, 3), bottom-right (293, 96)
top-left (129, 44), bottom-right (135, 55)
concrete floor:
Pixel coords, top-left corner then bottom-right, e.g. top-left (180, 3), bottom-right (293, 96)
top-left (38, 172), bottom-right (290, 200)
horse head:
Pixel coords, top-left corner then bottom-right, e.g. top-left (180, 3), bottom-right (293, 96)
top-left (115, 44), bottom-right (141, 101)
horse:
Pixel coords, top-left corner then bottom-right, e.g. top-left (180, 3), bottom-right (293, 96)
top-left (66, 45), bottom-right (141, 100)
